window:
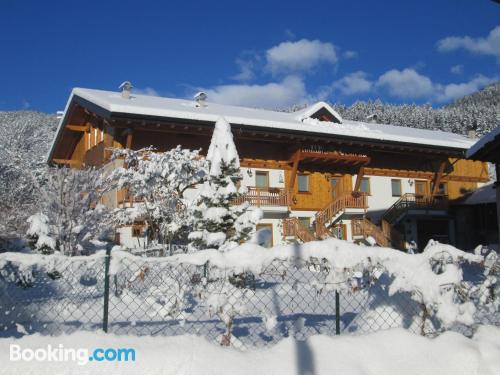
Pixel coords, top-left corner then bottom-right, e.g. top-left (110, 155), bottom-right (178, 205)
top-left (298, 174), bottom-right (309, 192)
top-left (391, 179), bottom-right (402, 197)
top-left (298, 217), bottom-right (310, 229)
top-left (132, 223), bottom-right (144, 237)
top-left (256, 224), bottom-right (273, 248)
top-left (431, 182), bottom-right (448, 196)
top-left (360, 177), bottom-right (370, 195)
top-left (415, 180), bottom-right (428, 196)
top-left (255, 171), bottom-right (269, 188)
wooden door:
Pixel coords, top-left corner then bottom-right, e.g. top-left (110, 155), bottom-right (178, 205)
top-left (330, 177), bottom-right (341, 200)
top-left (415, 180), bottom-right (428, 197)
top-left (332, 223), bottom-right (347, 240)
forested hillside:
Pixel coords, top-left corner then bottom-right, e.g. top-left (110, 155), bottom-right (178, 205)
top-left (331, 82), bottom-right (499, 136)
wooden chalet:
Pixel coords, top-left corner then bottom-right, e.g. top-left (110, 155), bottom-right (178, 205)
top-left (47, 87), bottom-right (490, 250)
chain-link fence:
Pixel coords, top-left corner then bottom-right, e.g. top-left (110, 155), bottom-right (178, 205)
top-left (0, 250), bottom-right (498, 349)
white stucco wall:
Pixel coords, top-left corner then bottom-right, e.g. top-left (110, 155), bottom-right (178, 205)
top-left (353, 175), bottom-right (415, 221)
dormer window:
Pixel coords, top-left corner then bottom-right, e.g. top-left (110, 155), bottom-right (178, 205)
top-left (295, 101), bottom-right (342, 124)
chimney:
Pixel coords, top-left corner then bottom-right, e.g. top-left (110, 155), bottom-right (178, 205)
top-left (467, 129), bottom-right (477, 139)
top-left (119, 81), bottom-right (133, 99)
top-left (366, 113), bottom-right (379, 124)
top-left (194, 91), bottom-right (207, 107)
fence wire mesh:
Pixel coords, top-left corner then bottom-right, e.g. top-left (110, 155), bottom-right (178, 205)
top-left (0, 251), bottom-right (498, 349)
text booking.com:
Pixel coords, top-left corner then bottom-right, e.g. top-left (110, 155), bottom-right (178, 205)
top-left (10, 344), bottom-right (136, 365)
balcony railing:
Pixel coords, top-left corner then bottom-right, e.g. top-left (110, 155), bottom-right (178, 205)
top-left (382, 193), bottom-right (449, 225)
top-left (233, 187), bottom-right (291, 207)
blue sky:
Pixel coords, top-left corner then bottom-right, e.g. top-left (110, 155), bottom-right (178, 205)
top-left (1, 0), bottom-right (499, 112)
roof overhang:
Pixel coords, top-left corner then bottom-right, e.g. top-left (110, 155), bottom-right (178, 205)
top-left (48, 92), bottom-right (472, 162)
top-left (467, 126), bottom-right (500, 164)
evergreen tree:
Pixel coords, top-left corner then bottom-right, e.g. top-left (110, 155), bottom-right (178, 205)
top-left (188, 117), bottom-right (261, 252)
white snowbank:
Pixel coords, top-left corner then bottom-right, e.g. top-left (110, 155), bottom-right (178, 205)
top-left (0, 327), bottom-right (498, 375)
top-left (0, 239), bottom-right (485, 328)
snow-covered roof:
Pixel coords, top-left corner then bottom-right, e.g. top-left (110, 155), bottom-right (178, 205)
top-left (454, 183), bottom-right (497, 205)
top-left (292, 101), bottom-right (343, 123)
top-left (54, 88), bottom-right (475, 154)
top-left (467, 125), bottom-right (500, 159)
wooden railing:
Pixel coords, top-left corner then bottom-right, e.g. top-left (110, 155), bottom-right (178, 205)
top-left (351, 218), bottom-right (390, 247)
top-left (381, 220), bottom-right (406, 250)
top-left (233, 187), bottom-right (290, 207)
top-left (117, 189), bottom-right (143, 207)
top-left (315, 193), bottom-right (368, 236)
top-left (382, 193), bottom-right (449, 224)
top-left (283, 217), bottom-right (316, 243)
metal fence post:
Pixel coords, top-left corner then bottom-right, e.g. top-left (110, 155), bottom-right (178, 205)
top-left (102, 246), bottom-right (112, 333)
top-left (335, 290), bottom-right (340, 335)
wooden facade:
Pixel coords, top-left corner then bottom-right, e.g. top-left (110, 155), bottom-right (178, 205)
top-left (48, 92), bottom-right (492, 250)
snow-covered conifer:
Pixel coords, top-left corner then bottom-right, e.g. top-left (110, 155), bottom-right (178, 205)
top-left (188, 117), bottom-right (262, 251)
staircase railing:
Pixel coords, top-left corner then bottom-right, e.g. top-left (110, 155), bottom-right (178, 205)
top-left (381, 219), bottom-right (406, 250)
top-left (315, 193), bottom-right (367, 236)
top-left (382, 193), bottom-right (449, 225)
top-left (283, 218), bottom-right (316, 243)
top-left (351, 218), bottom-right (390, 247)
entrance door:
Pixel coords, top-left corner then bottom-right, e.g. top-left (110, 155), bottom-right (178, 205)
top-left (330, 177), bottom-right (341, 200)
top-left (415, 180), bottom-right (428, 197)
top-left (332, 223), bottom-right (347, 240)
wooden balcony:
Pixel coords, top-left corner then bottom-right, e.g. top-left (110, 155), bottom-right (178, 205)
top-left (382, 193), bottom-right (449, 224)
top-left (117, 189), bottom-right (143, 207)
top-left (233, 187), bottom-right (291, 207)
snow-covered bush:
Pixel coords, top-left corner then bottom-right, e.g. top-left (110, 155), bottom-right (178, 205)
top-left (188, 117), bottom-right (262, 252)
top-left (108, 146), bottom-right (207, 247)
top-left (27, 167), bottom-right (111, 256)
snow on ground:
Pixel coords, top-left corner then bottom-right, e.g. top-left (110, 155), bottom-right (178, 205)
top-left (0, 326), bottom-right (499, 375)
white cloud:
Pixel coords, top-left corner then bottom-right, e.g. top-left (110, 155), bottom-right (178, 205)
top-left (436, 26), bottom-right (500, 60)
top-left (332, 71), bottom-right (372, 95)
top-left (203, 75), bottom-right (308, 109)
top-left (435, 75), bottom-right (496, 102)
top-left (231, 57), bottom-right (256, 82)
top-left (265, 39), bottom-right (338, 74)
top-left (342, 50), bottom-right (358, 59)
top-left (339, 67), bottom-right (496, 103)
top-left (376, 68), bottom-right (434, 98)
top-left (450, 64), bottom-right (464, 75)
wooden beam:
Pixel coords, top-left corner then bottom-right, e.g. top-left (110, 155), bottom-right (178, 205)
top-left (353, 166), bottom-right (366, 193)
top-left (52, 159), bottom-right (81, 166)
top-left (66, 124), bottom-right (90, 132)
top-left (125, 129), bottom-right (133, 149)
top-left (240, 159), bottom-right (291, 170)
top-left (363, 167), bottom-right (489, 183)
top-left (431, 161), bottom-right (447, 197)
top-left (287, 150), bottom-right (301, 192)
top-left (103, 125), bottom-right (114, 162)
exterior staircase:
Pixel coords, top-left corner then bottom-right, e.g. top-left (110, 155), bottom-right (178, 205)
top-left (283, 217), bottom-right (317, 243)
top-left (382, 193), bottom-right (448, 225)
top-left (283, 193), bottom-right (368, 243)
top-left (315, 194), bottom-right (368, 238)
top-left (351, 218), bottom-right (405, 249)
